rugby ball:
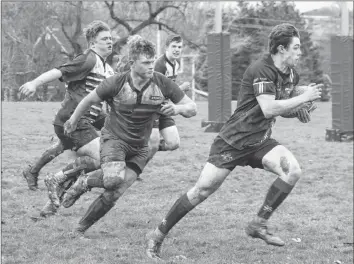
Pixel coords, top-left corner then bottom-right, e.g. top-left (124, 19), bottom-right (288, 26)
top-left (281, 86), bottom-right (317, 118)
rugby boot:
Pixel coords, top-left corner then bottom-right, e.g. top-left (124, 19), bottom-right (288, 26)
top-left (62, 173), bottom-right (89, 208)
top-left (146, 229), bottom-right (166, 261)
top-left (245, 219), bottom-right (285, 246)
top-left (22, 165), bottom-right (39, 191)
top-left (40, 200), bottom-right (59, 217)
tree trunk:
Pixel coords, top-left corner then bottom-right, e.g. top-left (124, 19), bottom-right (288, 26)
top-left (10, 87), bottom-right (18, 102)
top-left (42, 84), bottom-right (48, 101)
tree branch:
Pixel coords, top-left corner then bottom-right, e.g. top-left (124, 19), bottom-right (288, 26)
top-left (151, 21), bottom-right (201, 49)
top-left (104, 1), bottom-right (132, 32)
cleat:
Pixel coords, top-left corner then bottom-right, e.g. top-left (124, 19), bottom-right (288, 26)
top-left (245, 219), bottom-right (285, 247)
top-left (40, 200), bottom-right (59, 218)
top-left (66, 226), bottom-right (87, 239)
top-left (22, 165), bottom-right (39, 191)
top-left (146, 229), bottom-right (166, 261)
top-left (136, 175), bottom-right (143, 181)
top-left (44, 173), bottom-right (61, 207)
top-left (62, 173), bottom-right (89, 208)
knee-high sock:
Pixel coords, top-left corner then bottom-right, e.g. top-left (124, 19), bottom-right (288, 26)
top-left (158, 193), bottom-right (195, 234)
top-left (77, 192), bottom-right (115, 232)
top-left (257, 177), bottom-right (294, 220)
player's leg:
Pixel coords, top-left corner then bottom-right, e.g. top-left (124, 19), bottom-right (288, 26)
top-left (245, 139), bottom-right (301, 246)
top-left (61, 169), bottom-right (104, 208)
top-left (158, 116), bottom-right (180, 151)
top-left (145, 122), bottom-right (161, 164)
top-left (39, 176), bottom-right (77, 218)
top-left (45, 120), bottom-right (100, 205)
top-left (70, 140), bottom-right (148, 236)
top-left (45, 155), bottom-right (100, 206)
top-left (22, 125), bottom-right (68, 190)
top-left (146, 136), bottom-right (234, 260)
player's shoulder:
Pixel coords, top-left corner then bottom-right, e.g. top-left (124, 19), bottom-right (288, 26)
top-left (248, 54), bottom-right (277, 80)
top-left (71, 49), bottom-right (97, 67)
top-left (154, 55), bottom-right (167, 70)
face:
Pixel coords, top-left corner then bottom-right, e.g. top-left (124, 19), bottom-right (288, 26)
top-left (165, 40), bottom-right (183, 60)
top-left (131, 54), bottom-right (155, 79)
top-left (91, 30), bottom-right (113, 59)
top-left (282, 37), bottom-right (302, 67)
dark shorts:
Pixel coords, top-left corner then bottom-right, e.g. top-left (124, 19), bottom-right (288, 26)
top-left (54, 118), bottom-right (100, 151)
top-left (100, 129), bottom-right (149, 175)
top-left (207, 135), bottom-right (280, 171)
top-left (153, 115), bottom-right (176, 130)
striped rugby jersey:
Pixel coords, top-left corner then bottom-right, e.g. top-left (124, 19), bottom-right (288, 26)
top-left (218, 53), bottom-right (299, 150)
top-left (96, 71), bottom-right (185, 146)
top-left (53, 49), bottom-right (114, 126)
top-left (154, 54), bottom-right (181, 82)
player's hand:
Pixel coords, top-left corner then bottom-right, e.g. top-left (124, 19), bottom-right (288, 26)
top-left (159, 103), bottom-right (179, 116)
top-left (297, 108), bottom-right (311, 123)
top-left (19, 81), bottom-right (37, 97)
top-left (303, 83), bottom-right (323, 102)
top-left (179, 82), bottom-right (191, 92)
top-left (64, 119), bottom-right (77, 135)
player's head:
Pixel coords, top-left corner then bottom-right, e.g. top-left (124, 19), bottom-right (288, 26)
top-left (128, 35), bottom-right (156, 79)
top-left (83, 20), bottom-right (112, 59)
top-left (165, 35), bottom-right (183, 61)
top-left (268, 23), bottom-right (301, 67)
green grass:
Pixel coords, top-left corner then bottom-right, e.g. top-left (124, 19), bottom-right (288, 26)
top-left (1, 101), bottom-right (353, 264)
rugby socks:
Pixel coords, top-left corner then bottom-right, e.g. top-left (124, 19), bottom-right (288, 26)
top-left (30, 143), bottom-right (64, 173)
top-left (86, 169), bottom-right (104, 188)
top-left (77, 193), bottom-right (115, 232)
top-left (158, 193), bottom-right (195, 234)
top-left (257, 178), bottom-right (294, 220)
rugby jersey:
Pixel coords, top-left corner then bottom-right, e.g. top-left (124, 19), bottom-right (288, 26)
top-left (53, 49), bottom-right (114, 127)
top-left (96, 71), bottom-right (185, 146)
top-left (218, 53), bottom-right (300, 150)
top-left (154, 54), bottom-right (180, 82)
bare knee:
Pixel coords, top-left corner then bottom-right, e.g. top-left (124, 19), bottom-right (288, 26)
top-left (101, 161), bottom-right (126, 190)
top-left (164, 137), bottom-right (180, 151)
top-left (149, 129), bottom-right (160, 150)
top-left (287, 166), bottom-right (302, 184)
top-left (188, 181), bottom-right (222, 205)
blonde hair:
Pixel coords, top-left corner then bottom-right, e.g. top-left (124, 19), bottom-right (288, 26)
top-left (127, 35), bottom-right (156, 61)
top-left (83, 20), bottom-right (110, 43)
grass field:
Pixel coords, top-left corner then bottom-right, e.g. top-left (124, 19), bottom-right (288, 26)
top-left (1, 101), bottom-right (353, 264)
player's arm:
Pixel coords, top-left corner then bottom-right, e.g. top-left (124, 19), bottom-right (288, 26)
top-left (19, 69), bottom-right (62, 97)
top-left (159, 75), bottom-right (196, 118)
top-left (257, 93), bottom-right (313, 119)
top-left (174, 94), bottom-right (197, 117)
top-left (252, 67), bottom-right (321, 119)
top-left (64, 74), bottom-right (120, 134)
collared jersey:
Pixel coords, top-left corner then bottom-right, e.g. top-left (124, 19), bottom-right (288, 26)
top-left (96, 71), bottom-right (185, 146)
top-left (154, 54), bottom-right (180, 82)
top-left (219, 53), bottom-right (300, 150)
top-left (53, 49), bottom-right (115, 126)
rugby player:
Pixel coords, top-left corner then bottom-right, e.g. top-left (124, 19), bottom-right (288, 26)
top-left (147, 35), bottom-right (190, 158)
top-left (145, 23), bottom-right (323, 260)
top-left (19, 20), bottom-right (114, 192)
top-left (61, 35), bottom-right (197, 236)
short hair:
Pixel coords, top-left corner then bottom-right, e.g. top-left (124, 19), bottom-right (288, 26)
top-left (127, 35), bottom-right (156, 61)
top-left (165, 35), bottom-right (182, 47)
top-left (83, 20), bottom-right (110, 43)
top-left (268, 23), bottom-right (300, 55)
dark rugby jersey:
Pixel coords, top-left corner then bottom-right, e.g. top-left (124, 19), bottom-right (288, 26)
top-left (219, 53), bottom-right (299, 150)
top-left (154, 54), bottom-right (181, 82)
top-left (53, 49), bottom-right (114, 126)
top-left (96, 71), bottom-right (185, 146)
